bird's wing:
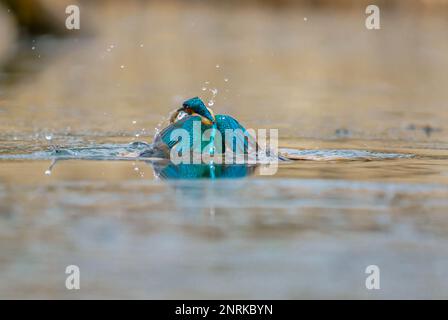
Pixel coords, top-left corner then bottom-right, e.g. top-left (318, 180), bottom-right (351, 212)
top-left (215, 114), bottom-right (258, 154)
top-left (155, 115), bottom-right (203, 149)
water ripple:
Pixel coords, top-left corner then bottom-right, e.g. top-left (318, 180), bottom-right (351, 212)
top-left (0, 143), bottom-right (414, 162)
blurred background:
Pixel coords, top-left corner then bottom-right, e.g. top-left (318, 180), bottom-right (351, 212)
top-left (0, 0), bottom-right (447, 142)
top-left (1, 0), bottom-right (448, 299)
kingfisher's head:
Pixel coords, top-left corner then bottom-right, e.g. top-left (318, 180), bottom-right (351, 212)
top-left (180, 97), bottom-right (215, 125)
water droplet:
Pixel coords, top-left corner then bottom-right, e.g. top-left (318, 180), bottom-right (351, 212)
top-left (134, 167), bottom-right (139, 171)
top-left (31, 46), bottom-right (36, 50)
top-left (202, 87), bottom-right (207, 91)
top-left (45, 133), bottom-right (53, 141)
top-left (135, 133), bottom-right (140, 137)
top-left (208, 100), bottom-right (214, 107)
top-left (132, 120), bottom-right (137, 124)
top-left (120, 65), bottom-right (125, 69)
top-left (45, 170), bottom-right (51, 176)
top-left (224, 78), bottom-right (229, 82)
top-left (140, 44), bottom-right (144, 47)
top-left (304, 17), bottom-right (308, 21)
top-left (216, 64), bottom-right (220, 68)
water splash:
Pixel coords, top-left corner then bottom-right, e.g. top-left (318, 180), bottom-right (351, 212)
top-left (0, 144), bottom-right (414, 162)
top-left (279, 148), bottom-right (414, 161)
top-left (44, 159), bottom-right (58, 176)
top-left (200, 80), bottom-right (219, 107)
top-left (153, 115), bottom-right (169, 140)
top-left (208, 88), bottom-right (218, 107)
top-left (0, 143), bottom-right (149, 161)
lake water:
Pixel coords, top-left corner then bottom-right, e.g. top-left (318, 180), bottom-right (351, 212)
top-left (0, 2), bottom-right (448, 298)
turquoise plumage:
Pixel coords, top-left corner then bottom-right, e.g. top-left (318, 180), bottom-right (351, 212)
top-left (140, 97), bottom-right (257, 158)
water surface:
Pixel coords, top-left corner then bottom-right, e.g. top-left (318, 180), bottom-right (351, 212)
top-left (1, 3), bottom-right (448, 299)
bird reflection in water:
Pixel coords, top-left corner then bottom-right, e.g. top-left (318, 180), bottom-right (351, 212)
top-left (149, 161), bottom-right (257, 180)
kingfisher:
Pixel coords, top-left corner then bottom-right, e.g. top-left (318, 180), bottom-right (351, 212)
top-left (140, 97), bottom-right (258, 159)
